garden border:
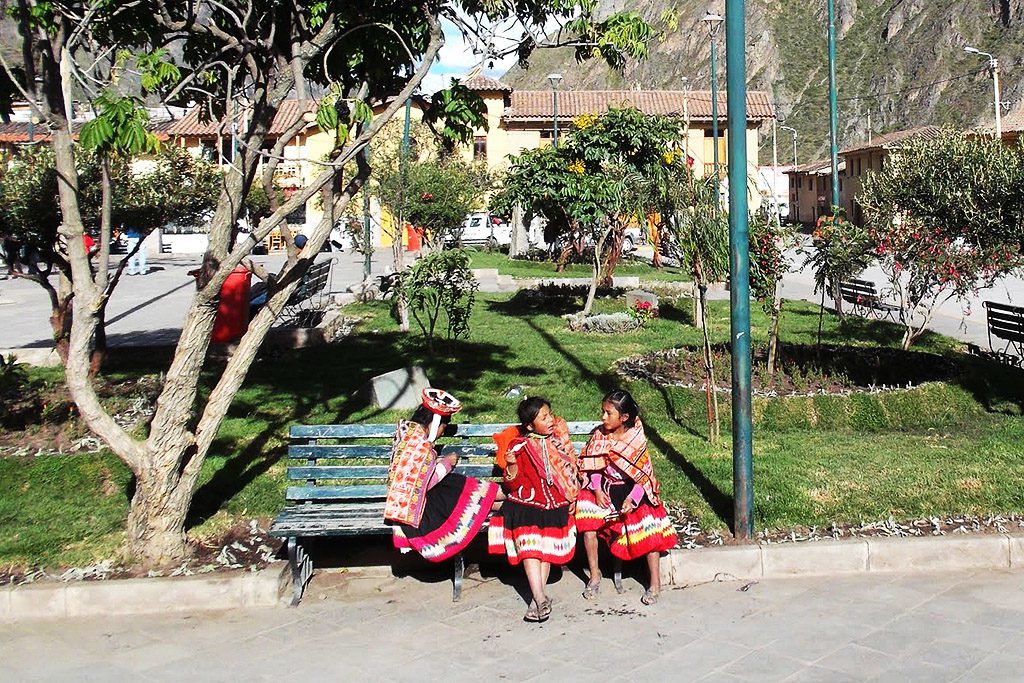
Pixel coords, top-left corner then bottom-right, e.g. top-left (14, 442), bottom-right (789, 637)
top-left (0, 561), bottom-right (289, 622)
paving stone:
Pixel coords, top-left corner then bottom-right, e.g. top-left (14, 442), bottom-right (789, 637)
top-left (720, 648), bottom-right (806, 681)
top-left (812, 644), bottom-right (898, 679)
top-left (865, 662), bottom-right (960, 683)
top-left (1007, 535), bottom-right (1024, 568)
top-left (783, 665), bottom-right (862, 682)
top-left (958, 653), bottom-right (1024, 682)
top-left (913, 639), bottom-right (990, 671)
top-left (762, 540), bottom-right (869, 577)
top-left (367, 365), bottom-right (431, 410)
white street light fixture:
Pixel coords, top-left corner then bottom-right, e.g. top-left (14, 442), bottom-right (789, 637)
top-left (548, 73), bottom-right (563, 148)
top-left (965, 45), bottom-right (1002, 138)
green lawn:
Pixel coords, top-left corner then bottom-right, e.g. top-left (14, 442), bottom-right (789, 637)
top-left (3, 289), bottom-right (1024, 569)
top-left (467, 250), bottom-right (692, 282)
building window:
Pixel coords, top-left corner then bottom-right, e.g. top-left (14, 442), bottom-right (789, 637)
top-left (473, 136), bottom-right (487, 161)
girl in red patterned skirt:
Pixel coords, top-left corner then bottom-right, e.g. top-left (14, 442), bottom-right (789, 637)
top-left (489, 397), bottom-right (580, 622)
top-left (384, 389), bottom-right (502, 562)
top-left (576, 389), bottom-right (677, 605)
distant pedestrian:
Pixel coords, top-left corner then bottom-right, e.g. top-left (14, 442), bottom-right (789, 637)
top-left (2, 235), bottom-right (22, 276)
top-left (124, 227), bottom-right (148, 275)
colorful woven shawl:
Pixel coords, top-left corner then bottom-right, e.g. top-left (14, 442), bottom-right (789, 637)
top-left (512, 417), bottom-right (580, 501)
top-left (579, 419), bottom-right (660, 504)
top-left (383, 420), bottom-right (436, 527)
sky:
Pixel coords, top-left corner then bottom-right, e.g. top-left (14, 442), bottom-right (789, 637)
top-left (420, 19), bottom-right (527, 95)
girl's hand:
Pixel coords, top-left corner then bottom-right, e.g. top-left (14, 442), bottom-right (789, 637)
top-left (595, 489), bottom-right (612, 509)
top-left (621, 498), bottom-right (637, 515)
top-left (444, 454), bottom-right (460, 469)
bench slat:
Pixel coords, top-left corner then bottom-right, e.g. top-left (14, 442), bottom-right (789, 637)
top-left (287, 442), bottom-right (588, 459)
top-left (286, 485), bottom-right (387, 500)
top-left (289, 421), bottom-right (601, 439)
top-left (287, 464), bottom-right (499, 480)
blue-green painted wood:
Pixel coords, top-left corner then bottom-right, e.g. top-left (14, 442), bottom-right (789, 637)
top-left (287, 442), bottom-right (588, 459)
top-left (287, 464), bottom-right (499, 480)
top-left (289, 421), bottom-right (600, 439)
top-left (286, 485), bottom-right (387, 500)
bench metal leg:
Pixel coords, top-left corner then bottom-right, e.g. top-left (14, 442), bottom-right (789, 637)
top-left (287, 536), bottom-right (313, 607)
top-left (613, 557), bottom-right (624, 594)
top-left (452, 553), bottom-right (465, 602)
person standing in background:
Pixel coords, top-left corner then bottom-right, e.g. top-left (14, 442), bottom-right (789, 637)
top-left (124, 226), bottom-right (148, 275)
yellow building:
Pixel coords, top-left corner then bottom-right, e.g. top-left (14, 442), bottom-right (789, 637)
top-left (453, 72), bottom-right (776, 180)
top-left (164, 76), bottom-right (776, 248)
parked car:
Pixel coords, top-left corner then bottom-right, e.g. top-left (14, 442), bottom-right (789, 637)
top-left (449, 212), bottom-right (512, 249)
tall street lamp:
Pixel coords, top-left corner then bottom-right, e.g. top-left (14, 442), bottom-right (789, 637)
top-left (965, 46), bottom-right (1002, 138)
top-left (702, 11), bottom-right (724, 184)
top-left (780, 124), bottom-right (798, 167)
top-left (826, 0), bottom-right (840, 210)
top-left (724, 0), bottom-right (754, 539)
top-left (548, 73), bottom-right (563, 148)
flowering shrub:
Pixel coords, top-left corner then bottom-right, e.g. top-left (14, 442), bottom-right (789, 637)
top-left (749, 211), bottom-right (794, 311)
top-left (801, 209), bottom-right (871, 314)
top-left (858, 132), bottom-right (1024, 349)
top-left (628, 299), bottom-right (659, 325)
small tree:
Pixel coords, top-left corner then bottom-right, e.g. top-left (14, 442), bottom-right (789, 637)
top-left (859, 132), bottom-right (1024, 349)
top-left (394, 249), bottom-right (479, 353)
top-left (665, 175), bottom-right (728, 443)
top-left (802, 210), bottom-right (871, 344)
top-left (749, 209), bottom-right (794, 375)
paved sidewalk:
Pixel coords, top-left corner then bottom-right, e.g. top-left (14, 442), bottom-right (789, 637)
top-left (5, 568), bottom-right (1024, 681)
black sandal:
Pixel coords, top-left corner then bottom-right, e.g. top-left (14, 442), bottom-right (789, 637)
top-left (538, 597), bottom-right (553, 620)
top-left (524, 600), bottom-right (542, 622)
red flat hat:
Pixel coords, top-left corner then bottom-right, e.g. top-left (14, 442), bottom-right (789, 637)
top-left (421, 388), bottom-right (462, 417)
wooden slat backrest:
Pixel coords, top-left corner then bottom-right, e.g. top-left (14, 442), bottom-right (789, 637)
top-left (285, 421), bottom-right (600, 504)
top-left (839, 280), bottom-right (878, 298)
top-left (289, 260), bottom-right (331, 305)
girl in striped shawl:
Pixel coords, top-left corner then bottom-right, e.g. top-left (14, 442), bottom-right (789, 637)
top-left (576, 389), bottom-right (677, 605)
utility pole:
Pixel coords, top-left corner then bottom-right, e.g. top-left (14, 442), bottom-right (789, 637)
top-left (827, 0), bottom-right (840, 210)
top-left (965, 46), bottom-right (1003, 138)
top-left (703, 12), bottom-right (724, 195)
top-left (725, 0), bottom-right (754, 539)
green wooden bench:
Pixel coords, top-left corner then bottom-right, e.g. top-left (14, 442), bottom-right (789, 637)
top-left (270, 420), bottom-right (602, 606)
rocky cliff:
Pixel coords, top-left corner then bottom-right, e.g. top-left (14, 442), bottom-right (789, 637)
top-left (502, 0), bottom-right (1024, 164)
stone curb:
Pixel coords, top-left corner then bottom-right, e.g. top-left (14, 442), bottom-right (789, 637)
top-left (661, 534), bottom-right (1024, 586)
top-left (0, 561), bottom-right (289, 622)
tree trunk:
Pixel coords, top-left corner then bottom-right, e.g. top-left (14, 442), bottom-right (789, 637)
top-left (392, 237), bottom-right (410, 332)
top-left (126, 465), bottom-right (191, 564)
top-left (599, 230), bottom-right (623, 288)
top-left (700, 283), bottom-right (719, 444)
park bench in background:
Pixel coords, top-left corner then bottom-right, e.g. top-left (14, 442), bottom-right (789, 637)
top-left (270, 420), bottom-right (602, 606)
top-left (981, 301), bottom-right (1024, 366)
top-left (837, 278), bottom-right (900, 320)
top-left (251, 259), bottom-right (332, 324)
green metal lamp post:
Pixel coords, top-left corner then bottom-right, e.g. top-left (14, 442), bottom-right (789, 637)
top-left (827, 0), bottom-right (840, 210)
top-left (702, 11), bottom-right (724, 187)
top-left (548, 73), bottom-right (562, 148)
top-left (724, 0), bottom-right (754, 539)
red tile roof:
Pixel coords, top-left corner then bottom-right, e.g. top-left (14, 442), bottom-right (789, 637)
top-left (502, 90), bottom-right (775, 123)
top-left (840, 126), bottom-right (942, 154)
top-left (164, 100), bottom-right (317, 138)
top-left (459, 72), bottom-right (512, 93)
top-left (787, 158), bottom-right (846, 175)
top-left (0, 121), bottom-right (52, 142)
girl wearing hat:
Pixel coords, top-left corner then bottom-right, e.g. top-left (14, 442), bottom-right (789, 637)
top-left (384, 388), bottom-right (502, 561)
top-left (576, 389), bottom-right (677, 605)
top-left (488, 396), bottom-right (580, 622)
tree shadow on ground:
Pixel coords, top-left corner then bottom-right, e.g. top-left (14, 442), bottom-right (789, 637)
top-left (187, 329), bottom-right (526, 529)
top-left (657, 300), bottom-right (694, 326)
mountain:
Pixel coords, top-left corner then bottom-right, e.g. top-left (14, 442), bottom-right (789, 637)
top-left (501, 0), bottom-right (1024, 164)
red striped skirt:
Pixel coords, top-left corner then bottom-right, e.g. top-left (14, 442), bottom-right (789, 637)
top-left (487, 500), bottom-right (576, 565)
top-left (392, 473), bottom-right (499, 562)
top-left (574, 485), bottom-right (677, 560)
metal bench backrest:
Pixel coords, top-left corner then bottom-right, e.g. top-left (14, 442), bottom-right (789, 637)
top-left (285, 421), bottom-right (601, 505)
top-left (839, 279), bottom-right (878, 300)
top-left (984, 301), bottom-right (1024, 347)
top-left (289, 260), bottom-right (331, 306)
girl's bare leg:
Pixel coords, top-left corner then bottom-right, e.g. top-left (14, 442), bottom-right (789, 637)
top-left (646, 551), bottom-right (661, 595)
top-left (540, 560), bottom-right (551, 587)
top-left (583, 531), bottom-right (601, 587)
top-left (522, 558), bottom-right (547, 605)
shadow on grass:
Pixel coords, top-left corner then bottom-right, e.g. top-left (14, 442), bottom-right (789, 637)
top-left (521, 317), bottom-right (736, 533)
top-left (186, 329), bottom-right (526, 529)
top-left (658, 300), bottom-right (694, 326)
